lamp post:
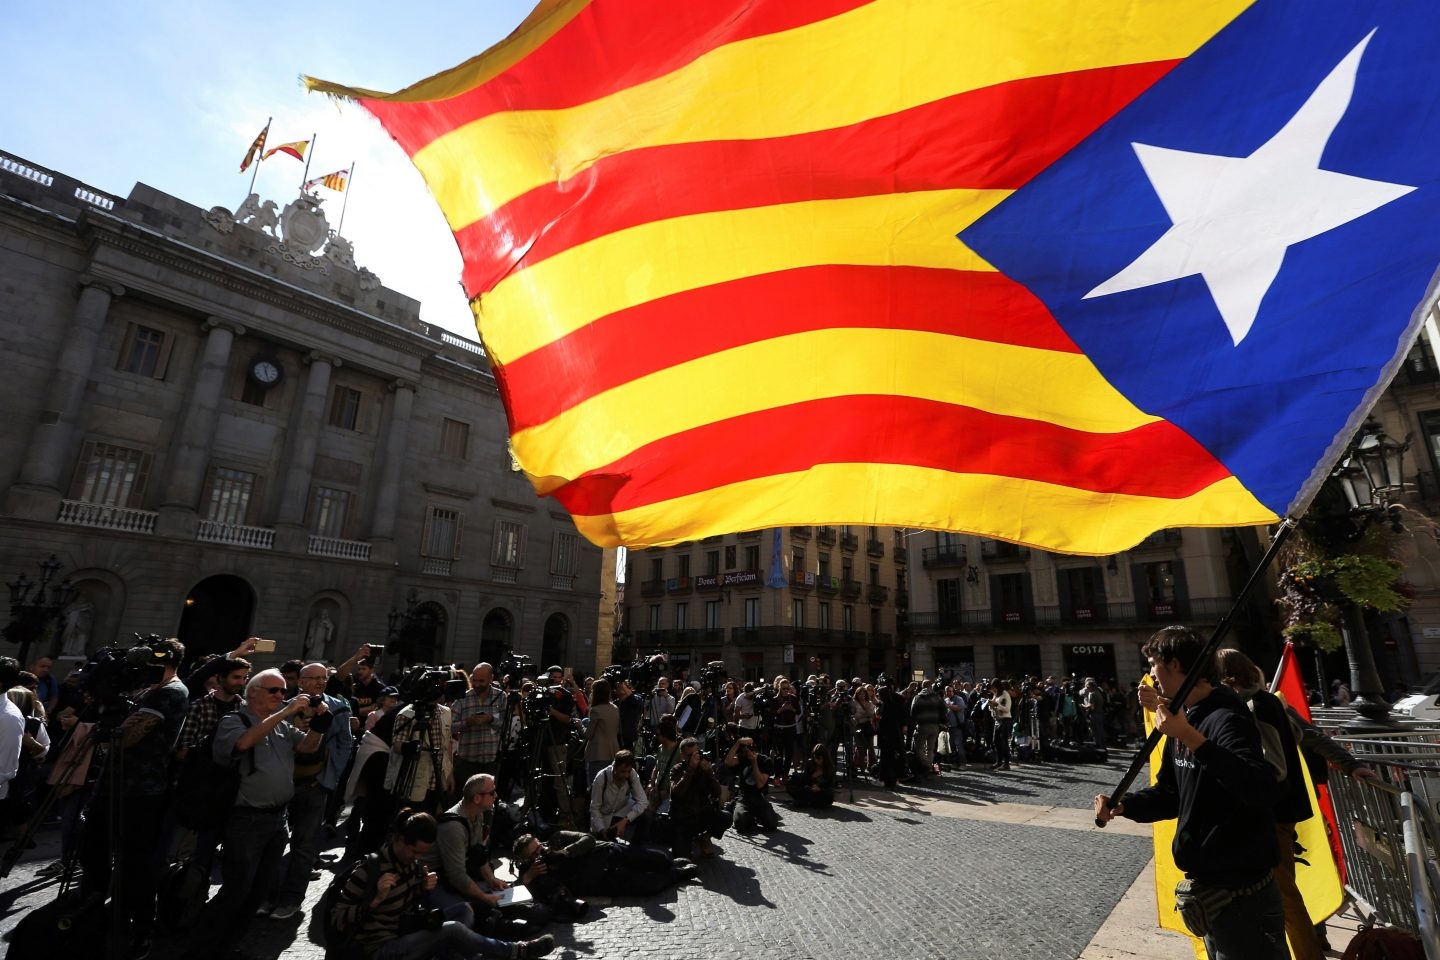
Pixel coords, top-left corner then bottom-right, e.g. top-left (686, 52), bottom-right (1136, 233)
top-left (385, 588), bottom-right (421, 666)
top-left (5, 554), bottom-right (76, 666)
top-left (1326, 417), bottom-right (1408, 730)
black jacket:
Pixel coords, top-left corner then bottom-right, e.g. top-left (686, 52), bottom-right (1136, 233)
top-left (1121, 685), bottom-right (1278, 888)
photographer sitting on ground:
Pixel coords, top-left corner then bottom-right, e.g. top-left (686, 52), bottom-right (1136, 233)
top-left (511, 830), bottom-right (699, 903)
top-left (786, 742), bottom-right (836, 808)
top-left (331, 809), bottom-right (555, 960)
top-left (589, 749), bottom-right (649, 841)
top-left (725, 731), bottom-right (780, 833)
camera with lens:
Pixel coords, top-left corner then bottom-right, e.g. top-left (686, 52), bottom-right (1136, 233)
top-left (750, 682), bottom-right (775, 713)
top-left (523, 685), bottom-right (554, 725)
top-left (399, 905), bottom-right (445, 935)
top-left (602, 652), bottom-right (667, 693)
top-left (495, 653), bottom-right (534, 682)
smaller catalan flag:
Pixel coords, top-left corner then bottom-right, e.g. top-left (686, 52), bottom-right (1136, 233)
top-left (305, 169), bottom-right (349, 193)
top-left (238, 124), bottom-right (268, 173)
top-left (263, 140), bottom-right (310, 162)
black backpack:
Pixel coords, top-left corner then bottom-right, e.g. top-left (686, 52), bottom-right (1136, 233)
top-left (311, 852), bottom-right (382, 959)
top-left (173, 711), bottom-right (253, 831)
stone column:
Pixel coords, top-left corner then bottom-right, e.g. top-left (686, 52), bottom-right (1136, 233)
top-left (367, 379), bottom-right (416, 564)
top-left (156, 318), bottom-right (244, 536)
top-left (272, 352), bottom-right (338, 551)
top-left (6, 276), bottom-right (124, 519)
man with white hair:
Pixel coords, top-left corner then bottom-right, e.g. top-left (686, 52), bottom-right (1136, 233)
top-left (187, 668), bottom-right (328, 951)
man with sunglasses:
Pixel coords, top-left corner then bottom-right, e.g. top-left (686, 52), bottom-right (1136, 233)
top-left (187, 668), bottom-right (329, 952)
top-left (424, 773), bottom-right (515, 927)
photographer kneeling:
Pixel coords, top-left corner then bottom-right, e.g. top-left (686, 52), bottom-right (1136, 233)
top-left (331, 810), bottom-right (555, 960)
top-left (512, 830), bottom-right (699, 903)
top-left (668, 737), bottom-right (727, 858)
top-left (725, 732), bottom-right (781, 833)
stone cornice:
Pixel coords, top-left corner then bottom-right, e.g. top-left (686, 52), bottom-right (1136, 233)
top-left (424, 482), bottom-right (479, 500)
top-left (77, 208), bottom-right (440, 361)
top-left (491, 498), bottom-right (536, 514)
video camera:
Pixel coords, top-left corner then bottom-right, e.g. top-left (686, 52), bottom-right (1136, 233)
top-left (495, 653), bottom-right (534, 683)
top-left (601, 652), bottom-right (667, 693)
top-left (76, 637), bottom-right (166, 707)
top-left (397, 665), bottom-right (467, 708)
top-left (699, 660), bottom-right (726, 690)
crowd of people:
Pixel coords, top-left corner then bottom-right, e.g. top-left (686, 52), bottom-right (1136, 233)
top-left (0, 632), bottom-right (1376, 960)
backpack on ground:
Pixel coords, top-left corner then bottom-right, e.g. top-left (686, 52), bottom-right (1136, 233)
top-left (309, 851), bottom-right (382, 960)
top-left (5, 893), bottom-right (110, 960)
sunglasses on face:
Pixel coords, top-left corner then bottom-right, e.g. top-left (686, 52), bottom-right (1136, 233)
top-left (257, 685), bottom-right (286, 695)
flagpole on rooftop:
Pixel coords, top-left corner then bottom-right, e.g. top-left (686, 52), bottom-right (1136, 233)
top-left (337, 162), bottom-right (356, 234)
top-left (300, 133), bottom-right (316, 193)
top-left (245, 117), bottom-right (271, 202)
top-left (1095, 517), bottom-right (1299, 827)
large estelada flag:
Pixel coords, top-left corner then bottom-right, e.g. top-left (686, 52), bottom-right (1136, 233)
top-left (306, 0), bottom-right (1440, 551)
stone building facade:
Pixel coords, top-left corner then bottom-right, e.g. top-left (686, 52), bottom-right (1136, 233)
top-left (0, 150), bottom-right (602, 673)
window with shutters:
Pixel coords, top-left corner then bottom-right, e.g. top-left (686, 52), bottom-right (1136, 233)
top-left (423, 506), bottom-right (464, 559)
top-left (309, 485), bottom-right (350, 538)
top-left (204, 467), bottom-right (258, 524)
top-left (675, 603), bottom-right (689, 630)
top-left (439, 418), bottom-right (470, 459)
top-left (71, 441), bottom-right (150, 507)
top-left (328, 385), bottom-right (363, 430)
top-left (492, 520), bottom-right (524, 567)
top-left (551, 532), bottom-right (579, 576)
top-left (117, 324), bottom-right (172, 379)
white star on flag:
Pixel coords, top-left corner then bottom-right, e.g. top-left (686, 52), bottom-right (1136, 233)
top-left (1085, 30), bottom-right (1415, 346)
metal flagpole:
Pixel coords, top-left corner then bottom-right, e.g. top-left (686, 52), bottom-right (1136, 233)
top-left (245, 117), bottom-right (271, 203)
top-left (336, 162), bottom-right (356, 234)
top-left (300, 132), bottom-right (316, 192)
top-left (1094, 516), bottom-right (1298, 827)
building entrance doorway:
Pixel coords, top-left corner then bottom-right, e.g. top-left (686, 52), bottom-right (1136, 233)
top-left (177, 575), bottom-right (255, 662)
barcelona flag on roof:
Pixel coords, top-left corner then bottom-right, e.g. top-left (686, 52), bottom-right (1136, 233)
top-left (307, 0), bottom-right (1440, 553)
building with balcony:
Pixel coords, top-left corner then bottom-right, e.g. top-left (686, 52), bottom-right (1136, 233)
top-left (622, 525), bottom-right (909, 682)
top-left (904, 528), bottom-right (1278, 684)
top-left (0, 150), bottom-right (602, 671)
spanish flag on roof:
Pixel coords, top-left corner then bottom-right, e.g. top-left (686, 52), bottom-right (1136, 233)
top-left (307, 0), bottom-right (1440, 552)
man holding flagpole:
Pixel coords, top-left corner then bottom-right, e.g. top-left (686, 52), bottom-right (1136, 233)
top-left (1094, 626), bottom-right (1284, 960)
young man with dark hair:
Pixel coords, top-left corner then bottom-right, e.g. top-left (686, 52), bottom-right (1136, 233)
top-left (1094, 626), bottom-right (1284, 959)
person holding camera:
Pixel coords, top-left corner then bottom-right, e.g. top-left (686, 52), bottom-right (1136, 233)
top-left (184, 668), bottom-right (328, 951)
top-left (264, 662), bottom-right (353, 919)
top-left (331, 810), bottom-right (556, 960)
top-left (77, 638), bottom-right (189, 960)
top-left (384, 681), bottom-right (455, 815)
top-left (511, 830), bottom-right (699, 903)
top-left (725, 733), bottom-right (780, 833)
top-left (667, 735), bottom-right (723, 858)
top-left (645, 676), bottom-right (676, 735)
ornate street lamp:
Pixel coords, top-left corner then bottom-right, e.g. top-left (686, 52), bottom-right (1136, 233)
top-left (4, 554), bottom-right (76, 666)
top-left (1326, 418), bottom-right (1409, 730)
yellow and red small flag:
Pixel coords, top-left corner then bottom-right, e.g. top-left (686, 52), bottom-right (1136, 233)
top-left (238, 125), bottom-right (268, 173)
top-left (263, 140), bottom-right (310, 162)
top-left (306, 169), bottom-right (349, 192)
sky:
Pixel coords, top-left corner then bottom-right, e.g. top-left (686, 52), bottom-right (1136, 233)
top-left (3, 0), bottom-right (539, 338)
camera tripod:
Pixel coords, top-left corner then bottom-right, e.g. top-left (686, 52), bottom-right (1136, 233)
top-left (391, 701), bottom-right (445, 810)
top-left (522, 715), bottom-right (580, 832)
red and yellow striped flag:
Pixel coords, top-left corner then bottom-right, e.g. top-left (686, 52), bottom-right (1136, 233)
top-left (305, 169), bottom-right (349, 192)
top-left (306, 0), bottom-right (1265, 550)
top-left (263, 140), bottom-right (309, 162)
top-left (239, 125), bottom-right (268, 173)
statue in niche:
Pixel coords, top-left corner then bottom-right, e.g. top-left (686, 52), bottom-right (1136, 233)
top-left (305, 609), bottom-right (335, 656)
top-left (60, 597), bottom-right (94, 657)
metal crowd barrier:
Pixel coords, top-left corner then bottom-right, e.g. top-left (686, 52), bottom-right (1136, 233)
top-left (1326, 729), bottom-right (1440, 958)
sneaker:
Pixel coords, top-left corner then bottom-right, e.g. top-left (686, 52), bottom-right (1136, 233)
top-left (254, 902), bottom-right (274, 918)
top-left (270, 903), bottom-right (301, 920)
top-left (516, 934), bottom-right (557, 959)
top-left (674, 863), bottom-right (702, 883)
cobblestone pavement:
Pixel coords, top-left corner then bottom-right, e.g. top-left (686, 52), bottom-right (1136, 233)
top-left (1, 758), bottom-right (1157, 960)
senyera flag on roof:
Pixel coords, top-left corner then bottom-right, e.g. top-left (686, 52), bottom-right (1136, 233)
top-left (306, 0), bottom-right (1440, 553)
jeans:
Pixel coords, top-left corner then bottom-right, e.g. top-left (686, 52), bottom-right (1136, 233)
top-left (992, 719), bottom-right (1014, 766)
top-left (277, 782), bottom-right (330, 906)
top-left (189, 805), bottom-right (288, 949)
top-left (1204, 877), bottom-right (1288, 960)
top-left (372, 919), bottom-right (513, 960)
top-left (914, 724), bottom-right (940, 771)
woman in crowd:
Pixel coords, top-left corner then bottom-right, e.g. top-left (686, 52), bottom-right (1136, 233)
top-left (851, 684), bottom-right (878, 776)
top-left (584, 678), bottom-right (620, 788)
